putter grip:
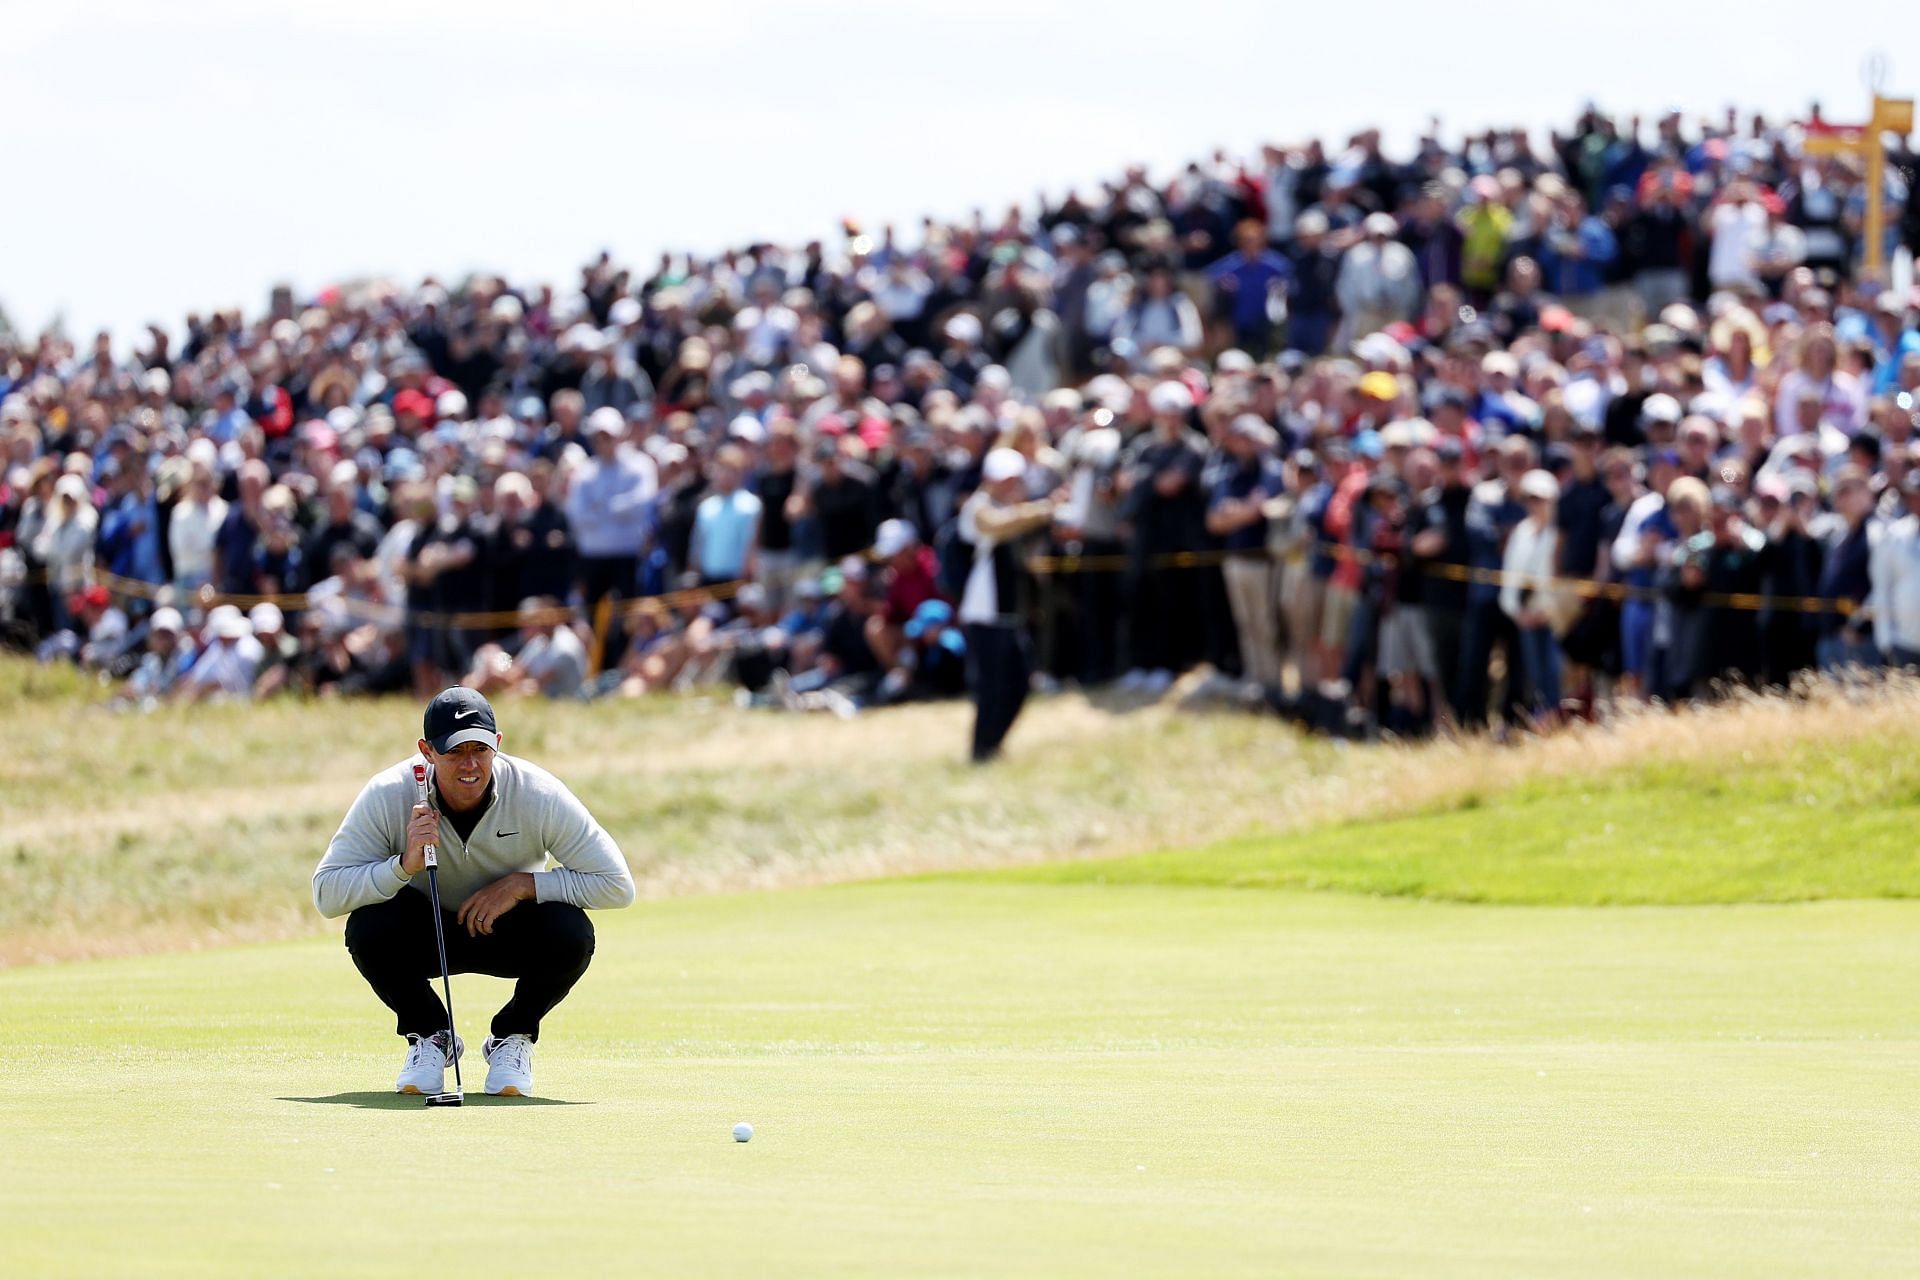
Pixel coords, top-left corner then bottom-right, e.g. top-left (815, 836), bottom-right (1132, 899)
top-left (412, 762), bottom-right (437, 869)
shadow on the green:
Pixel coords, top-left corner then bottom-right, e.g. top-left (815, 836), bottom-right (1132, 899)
top-left (278, 1092), bottom-right (589, 1109)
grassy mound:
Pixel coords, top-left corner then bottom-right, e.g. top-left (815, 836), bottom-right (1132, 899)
top-left (996, 723), bottom-right (1920, 904)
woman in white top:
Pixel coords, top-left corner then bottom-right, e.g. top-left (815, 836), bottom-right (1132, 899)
top-left (168, 462), bottom-right (228, 595)
top-left (1499, 468), bottom-right (1567, 720)
top-left (1772, 323), bottom-right (1865, 438)
top-left (32, 474), bottom-right (99, 628)
top-left (1702, 309), bottom-right (1766, 402)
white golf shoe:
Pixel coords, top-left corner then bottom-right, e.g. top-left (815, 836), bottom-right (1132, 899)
top-left (396, 1031), bottom-right (463, 1095)
top-left (483, 1034), bottom-right (535, 1096)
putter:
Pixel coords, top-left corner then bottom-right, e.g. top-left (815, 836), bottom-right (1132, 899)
top-left (414, 761), bottom-right (464, 1108)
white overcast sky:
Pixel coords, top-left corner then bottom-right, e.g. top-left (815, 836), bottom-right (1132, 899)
top-left (3, 0), bottom-right (1911, 344)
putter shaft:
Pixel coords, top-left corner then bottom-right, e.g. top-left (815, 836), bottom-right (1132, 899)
top-left (414, 762), bottom-right (462, 1100)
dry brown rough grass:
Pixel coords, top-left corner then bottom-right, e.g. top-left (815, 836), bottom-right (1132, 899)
top-left (5, 655), bottom-right (1917, 966)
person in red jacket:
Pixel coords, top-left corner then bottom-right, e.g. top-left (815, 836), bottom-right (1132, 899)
top-left (866, 517), bottom-right (943, 669)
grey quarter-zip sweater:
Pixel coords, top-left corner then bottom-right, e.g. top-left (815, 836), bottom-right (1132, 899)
top-left (313, 754), bottom-right (636, 918)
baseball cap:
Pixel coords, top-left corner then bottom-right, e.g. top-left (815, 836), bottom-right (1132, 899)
top-left (874, 518), bottom-right (919, 557)
top-left (423, 687), bottom-right (500, 754)
top-left (904, 599), bottom-right (954, 639)
top-left (206, 603), bottom-right (252, 639)
top-left (1641, 393), bottom-right (1683, 426)
top-left (1148, 380), bottom-right (1194, 415)
top-left (1519, 469), bottom-right (1561, 502)
top-left (1358, 371), bottom-right (1399, 400)
top-left (982, 447), bottom-right (1027, 484)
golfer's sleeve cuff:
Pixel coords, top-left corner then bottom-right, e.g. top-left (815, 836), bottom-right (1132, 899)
top-left (371, 856), bottom-right (409, 899)
top-left (531, 869), bottom-right (564, 905)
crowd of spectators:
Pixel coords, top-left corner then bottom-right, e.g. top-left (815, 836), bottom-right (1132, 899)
top-left (8, 102), bottom-right (1920, 735)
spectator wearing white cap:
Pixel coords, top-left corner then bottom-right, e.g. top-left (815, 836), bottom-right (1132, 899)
top-left (33, 474), bottom-right (99, 626)
top-left (167, 456), bottom-right (227, 596)
top-left (939, 312), bottom-right (991, 394)
top-left (1334, 213), bottom-right (1421, 353)
top-left (865, 518), bottom-right (941, 672)
top-left (249, 602), bottom-right (299, 698)
top-left (1500, 469), bottom-right (1570, 722)
top-left (1285, 209), bottom-right (1342, 356)
top-left (564, 405), bottom-right (658, 625)
top-left (957, 448), bottom-right (1055, 762)
top-left (178, 604), bottom-right (263, 703)
top-left (1118, 379), bottom-right (1209, 693)
top-left (122, 605), bottom-right (195, 704)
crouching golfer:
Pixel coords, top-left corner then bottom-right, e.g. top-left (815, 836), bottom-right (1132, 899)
top-left (313, 688), bottom-right (634, 1097)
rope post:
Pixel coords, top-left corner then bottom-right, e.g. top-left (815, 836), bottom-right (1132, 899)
top-left (587, 595), bottom-right (616, 678)
top-left (1039, 560), bottom-right (1057, 682)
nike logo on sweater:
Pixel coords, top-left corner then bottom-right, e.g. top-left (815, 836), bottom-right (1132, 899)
top-left (496, 830), bottom-right (518, 838)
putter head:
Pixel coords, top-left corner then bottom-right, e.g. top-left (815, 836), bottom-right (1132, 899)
top-left (424, 1091), bottom-right (464, 1107)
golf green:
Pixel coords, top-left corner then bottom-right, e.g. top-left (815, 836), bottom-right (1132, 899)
top-left (2, 881), bottom-right (1916, 1278)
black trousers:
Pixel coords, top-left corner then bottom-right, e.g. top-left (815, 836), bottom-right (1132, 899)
top-left (577, 553), bottom-right (640, 661)
top-left (343, 890), bottom-right (595, 1042)
top-left (964, 622), bottom-right (1031, 762)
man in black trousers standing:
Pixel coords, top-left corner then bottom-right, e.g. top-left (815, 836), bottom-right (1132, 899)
top-left (956, 448), bottom-right (1056, 762)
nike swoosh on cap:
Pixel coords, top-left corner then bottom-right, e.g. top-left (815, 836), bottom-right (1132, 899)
top-left (455, 708), bottom-right (480, 720)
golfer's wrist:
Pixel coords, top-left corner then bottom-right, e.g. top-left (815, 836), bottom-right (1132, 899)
top-left (392, 853), bottom-right (414, 883)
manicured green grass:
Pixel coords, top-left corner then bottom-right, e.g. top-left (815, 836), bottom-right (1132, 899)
top-left (2, 882), bottom-right (1917, 1278)
top-left (995, 736), bottom-right (1920, 904)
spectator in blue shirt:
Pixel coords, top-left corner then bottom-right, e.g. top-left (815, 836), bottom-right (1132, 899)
top-left (690, 445), bottom-right (763, 586)
top-left (1205, 220), bottom-right (1295, 358)
top-left (1536, 188), bottom-right (1618, 304)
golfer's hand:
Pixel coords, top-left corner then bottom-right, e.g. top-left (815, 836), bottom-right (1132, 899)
top-left (457, 873), bottom-right (536, 937)
top-left (402, 804), bottom-right (438, 877)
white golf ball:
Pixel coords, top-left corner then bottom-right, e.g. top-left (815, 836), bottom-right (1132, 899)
top-left (732, 1122), bottom-right (753, 1143)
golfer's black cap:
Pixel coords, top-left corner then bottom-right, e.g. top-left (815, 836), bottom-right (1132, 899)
top-left (424, 687), bottom-right (499, 754)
